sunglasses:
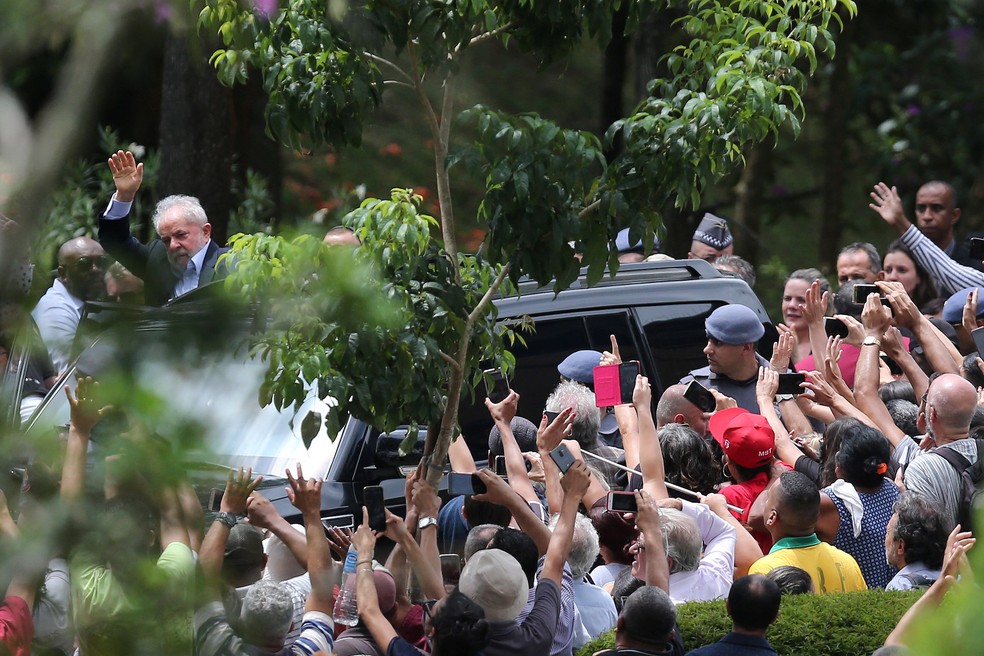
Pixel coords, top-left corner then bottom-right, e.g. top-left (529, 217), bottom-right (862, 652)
top-left (69, 255), bottom-right (111, 270)
top-left (421, 598), bottom-right (437, 622)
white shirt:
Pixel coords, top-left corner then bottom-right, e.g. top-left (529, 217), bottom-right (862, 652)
top-left (667, 500), bottom-right (736, 604)
top-left (32, 278), bottom-right (85, 373)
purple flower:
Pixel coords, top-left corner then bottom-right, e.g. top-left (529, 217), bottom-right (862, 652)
top-left (905, 103), bottom-right (920, 117)
top-left (253, 0), bottom-right (278, 18)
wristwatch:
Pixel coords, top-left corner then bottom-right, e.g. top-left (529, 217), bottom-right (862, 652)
top-left (862, 335), bottom-right (881, 347)
top-left (775, 394), bottom-right (795, 402)
top-left (417, 516), bottom-right (438, 531)
top-left (215, 511), bottom-right (238, 529)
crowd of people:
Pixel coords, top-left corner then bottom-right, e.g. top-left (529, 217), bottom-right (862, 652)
top-left (1, 150), bottom-right (983, 655)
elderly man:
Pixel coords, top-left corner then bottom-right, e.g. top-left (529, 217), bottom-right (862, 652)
top-left (545, 380), bottom-right (625, 488)
top-left (100, 150), bottom-right (229, 305)
top-left (32, 237), bottom-right (107, 372)
top-left (681, 304), bottom-right (768, 413)
top-left (893, 373), bottom-right (980, 528)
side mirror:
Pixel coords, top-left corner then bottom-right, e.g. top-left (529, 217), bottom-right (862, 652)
top-left (375, 427), bottom-right (426, 471)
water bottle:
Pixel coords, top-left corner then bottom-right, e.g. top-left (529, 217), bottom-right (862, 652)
top-left (333, 545), bottom-right (360, 626)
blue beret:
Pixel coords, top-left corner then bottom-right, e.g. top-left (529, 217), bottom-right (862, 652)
top-left (942, 287), bottom-right (984, 323)
top-left (615, 228), bottom-right (660, 253)
top-left (558, 350), bottom-right (603, 384)
top-left (705, 305), bottom-right (765, 345)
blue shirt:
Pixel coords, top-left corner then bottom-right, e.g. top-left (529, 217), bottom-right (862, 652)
top-left (685, 632), bottom-right (777, 656)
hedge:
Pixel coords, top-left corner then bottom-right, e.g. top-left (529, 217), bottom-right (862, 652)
top-left (578, 590), bottom-right (922, 656)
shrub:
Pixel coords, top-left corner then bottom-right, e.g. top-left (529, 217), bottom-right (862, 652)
top-left (577, 590), bottom-right (921, 656)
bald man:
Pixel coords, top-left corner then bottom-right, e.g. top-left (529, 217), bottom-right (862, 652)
top-left (656, 384), bottom-right (708, 436)
top-left (901, 374), bottom-right (979, 527)
top-left (323, 226), bottom-right (361, 247)
top-left (32, 237), bottom-right (108, 372)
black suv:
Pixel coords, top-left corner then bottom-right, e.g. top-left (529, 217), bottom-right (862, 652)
top-left (18, 259), bottom-right (773, 525)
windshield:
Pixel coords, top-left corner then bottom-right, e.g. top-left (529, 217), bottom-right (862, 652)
top-left (24, 331), bottom-right (341, 481)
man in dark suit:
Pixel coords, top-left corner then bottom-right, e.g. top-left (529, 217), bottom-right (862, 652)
top-left (99, 150), bottom-right (229, 306)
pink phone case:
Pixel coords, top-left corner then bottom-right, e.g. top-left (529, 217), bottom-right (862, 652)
top-left (593, 364), bottom-right (621, 407)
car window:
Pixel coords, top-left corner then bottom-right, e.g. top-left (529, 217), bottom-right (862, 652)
top-left (457, 311), bottom-right (636, 459)
top-left (636, 302), bottom-right (721, 388)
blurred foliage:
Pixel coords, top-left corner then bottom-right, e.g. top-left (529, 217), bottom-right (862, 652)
top-left (35, 127), bottom-right (160, 273)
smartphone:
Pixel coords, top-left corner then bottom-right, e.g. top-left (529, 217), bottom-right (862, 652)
top-left (970, 237), bottom-right (984, 260)
top-left (824, 316), bottom-right (850, 339)
top-left (364, 486), bottom-right (387, 532)
top-left (853, 283), bottom-right (880, 304)
top-left (548, 443), bottom-right (577, 474)
top-left (683, 380), bottom-right (715, 413)
top-left (618, 361), bottom-right (641, 404)
top-left (484, 368), bottom-right (510, 404)
top-left (776, 372), bottom-right (806, 395)
top-left (447, 472), bottom-right (486, 496)
top-left (440, 553), bottom-right (463, 592)
top-left (207, 488), bottom-right (224, 513)
top-left (493, 455), bottom-right (508, 477)
top-left (544, 410), bottom-right (560, 424)
top-left (605, 490), bottom-right (637, 513)
top-left (972, 327), bottom-right (984, 356)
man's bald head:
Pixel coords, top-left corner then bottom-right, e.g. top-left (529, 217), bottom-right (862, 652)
top-left (927, 373), bottom-right (978, 438)
top-left (656, 384), bottom-right (707, 435)
top-left (323, 226), bottom-right (361, 247)
top-left (57, 237), bottom-right (107, 301)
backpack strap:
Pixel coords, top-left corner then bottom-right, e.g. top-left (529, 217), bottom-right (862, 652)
top-left (935, 445), bottom-right (972, 474)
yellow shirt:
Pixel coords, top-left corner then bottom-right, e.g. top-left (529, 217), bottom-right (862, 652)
top-left (749, 534), bottom-right (867, 594)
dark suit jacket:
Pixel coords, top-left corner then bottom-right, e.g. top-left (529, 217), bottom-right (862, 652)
top-left (98, 216), bottom-right (230, 306)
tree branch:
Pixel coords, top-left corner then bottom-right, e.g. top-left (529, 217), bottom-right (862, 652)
top-left (467, 263), bottom-right (511, 325)
top-left (383, 80), bottom-right (415, 90)
top-left (365, 52), bottom-right (414, 84)
top-left (467, 22), bottom-right (514, 48)
top-left (578, 198), bottom-right (602, 218)
top-left (439, 350), bottom-right (461, 371)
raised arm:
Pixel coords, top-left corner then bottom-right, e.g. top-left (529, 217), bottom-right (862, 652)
top-left (486, 391), bottom-right (539, 504)
top-left (755, 368), bottom-right (804, 467)
top-left (635, 375), bottom-right (668, 500)
top-left (199, 469), bottom-right (262, 592)
top-left (540, 460), bottom-right (589, 586)
top-left (854, 294), bottom-right (910, 449)
top-left (353, 509), bottom-right (399, 650)
top-left (881, 281), bottom-right (959, 374)
top-left (382, 509), bottom-right (444, 601)
top-left (700, 493), bottom-right (761, 576)
top-left (285, 464), bottom-right (332, 614)
top-left (473, 469), bottom-right (550, 554)
top-left (247, 492), bottom-right (308, 572)
top-left (634, 489), bottom-right (669, 593)
top-left (536, 407), bottom-right (575, 514)
top-left (0, 490), bottom-right (35, 608)
top-left (60, 378), bottom-right (109, 502)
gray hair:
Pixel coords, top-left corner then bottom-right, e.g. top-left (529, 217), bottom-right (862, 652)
top-left (240, 580), bottom-right (293, 643)
top-left (549, 513), bottom-right (600, 579)
top-left (152, 195), bottom-right (208, 233)
top-left (545, 380), bottom-right (600, 449)
top-left (714, 254), bottom-right (756, 288)
top-left (839, 242), bottom-right (883, 275)
top-left (659, 508), bottom-right (702, 574)
top-left (464, 524), bottom-right (502, 561)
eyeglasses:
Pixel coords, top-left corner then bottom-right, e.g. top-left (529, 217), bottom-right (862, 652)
top-left (632, 539), bottom-right (646, 552)
top-left (421, 598), bottom-right (437, 622)
top-left (69, 255), bottom-right (110, 270)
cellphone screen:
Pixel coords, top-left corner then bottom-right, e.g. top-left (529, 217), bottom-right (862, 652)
top-left (493, 456), bottom-right (507, 477)
top-left (972, 327), bottom-right (984, 357)
top-left (484, 369), bottom-right (510, 404)
top-left (364, 486), bottom-right (386, 532)
top-left (776, 373), bottom-right (806, 395)
top-left (853, 283), bottom-right (880, 304)
top-left (606, 491), bottom-right (637, 513)
top-left (208, 488), bottom-right (224, 513)
top-left (683, 380), bottom-right (715, 413)
top-left (970, 238), bottom-right (984, 260)
top-left (440, 554), bottom-right (462, 591)
top-left (544, 410), bottom-right (560, 424)
top-left (824, 317), bottom-right (850, 339)
top-left (619, 361), bottom-right (641, 404)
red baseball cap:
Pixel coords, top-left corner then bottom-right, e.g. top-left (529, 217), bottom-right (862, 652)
top-left (708, 407), bottom-right (775, 469)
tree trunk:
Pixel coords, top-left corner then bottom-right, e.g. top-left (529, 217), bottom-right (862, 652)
top-left (732, 138), bottom-right (773, 269)
top-left (158, 31), bottom-right (236, 244)
top-left (818, 7), bottom-right (855, 272)
top-left (601, 7), bottom-right (629, 159)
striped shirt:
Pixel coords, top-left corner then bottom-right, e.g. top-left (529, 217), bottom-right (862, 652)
top-left (901, 437), bottom-right (978, 528)
top-left (899, 225), bottom-right (984, 296)
top-left (194, 603), bottom-right (334, 656)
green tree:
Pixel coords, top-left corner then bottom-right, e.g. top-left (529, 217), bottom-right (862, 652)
top-left (201, 0), bottom-right (856, 483)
